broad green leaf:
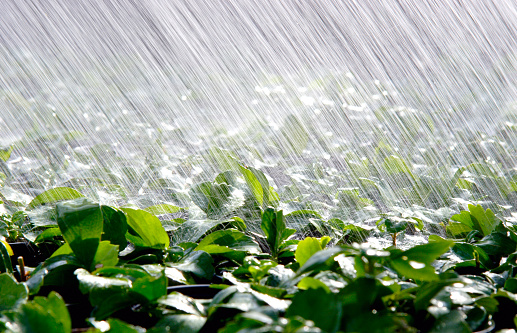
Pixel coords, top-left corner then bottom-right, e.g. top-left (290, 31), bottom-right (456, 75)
top-left (378, 218), bottom-right (408, 234)
top-left (340, 277), bottom-right (393, 316)
top-left (476, 232), bottom-right (517, 257)
top-left (344, 312), bottom-right (413, 333)
top-left (414, 279), bottom-right (459, 311)
top-left (76, 268), bottom-right (132, 297)
top-left (168, 250), bottom-right (214, 281)
top-left (122, 208), bottom-right (170, 249)
top-left (0, 273), bottom-right (28, 311)
top-left (101, 206), bottom-right (128, 250)
top-left (205, 147), bottom-right (241, 172)
top-left (27, 187), bottom-right (85, 210)
top-left (390, 240), bottom-right (454, 281)
top-left (77, 265), bottom-right (166, 319)
top-left (261, 208), bottom-right (295, 259)
top-left (286, 287), bottom-right (342, 333)
top-left (16, 292), bottom-right (71, 333)
top-left (451, 205), bottom-right (501, 237)
top-left (196, 229), bottom-right (260, 253)
top-left (295, 236), bottom-right (330, 266)
top-left (240, 165), bottom-right (270, 208)
top-left (91, 241), bottom-right (119, 270)
top-left (57, 198), bottom-right (103, 267)
top-left (131, 267), bottom-right (167, 302)
top-left (467, 204), bottom-right (501, 237)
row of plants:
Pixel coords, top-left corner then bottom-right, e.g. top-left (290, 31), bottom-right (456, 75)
top-left (3, 169), bottom-right (517, 331)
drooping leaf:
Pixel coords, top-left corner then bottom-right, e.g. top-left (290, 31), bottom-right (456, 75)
top-left (57, 198), bottom-right (103, 267)
top-left (101, 205), bottom-right (128, 250)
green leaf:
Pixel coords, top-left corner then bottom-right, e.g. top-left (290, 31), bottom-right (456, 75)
top-left (261, 208), bottom-right (295, 259)
top-left (451, 205), bottom-right (501, 237)
top-left (25, 255), bottom-right (83, 294)
top-left (390, 240), bottom-right (454, 281)
top-left (16, 292), bottom-right (71, 333)
top-left (196, 229), bottom-right (260, 253)
top-left (144, 204), bottom-right (182, 215)
top-left (122, 208), bottom-right (170, 249)
top-left (240, 165), bottom-right (271, 208)
top-left (189, 181), bottom-right (234, 218)
top-left (297, 276), bottom-right (331, 293)
top-left (340, 277), bottom-right (393, 316)
top-left (0, 146), bottom-right (14, 162)
top-left (505, 278), bottom-right (517, 293)
top-left (91, 241), bottom-right (119, 270)
top-left (101, 206), bottom-right (128, 250)
top-left (378, 218), bottom-right (408, 234)
top-left (27, 187), bottom-right (85, 210)
top-left (0, 241), bottom-right (13, 274)
top-left (476, 232), bottom-right (517, 257)
top-left (57, 198), bottom-right (103, 267)
top-left (414, 279), bottom-right (459, 311)
top-left (0, 273), bottom-right (28, 311)
top-left (295, 237), bottom-right (330, 266)
top-left (77, 265), bottom-right (166, 319)
top-left (286, 287), bottom-right (342, 333)
top-left (294, 247), bottom-right (346, 278)
top-left (34, 227), bottom-right (62, 243)
top-left (168, 251), bottom-right (214, 281)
